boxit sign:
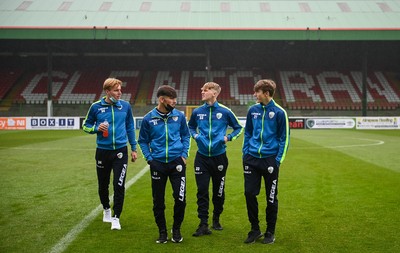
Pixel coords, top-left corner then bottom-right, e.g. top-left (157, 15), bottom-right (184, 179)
top-left (28, 117), bottom-right (79, 130)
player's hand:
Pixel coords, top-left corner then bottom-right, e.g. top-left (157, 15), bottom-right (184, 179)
top-left (98, 122), bottom-right (108, 132)
top-left (131, 151), bottom-right (138, 162)
top-left (224, 136), bottom-right (228, 143)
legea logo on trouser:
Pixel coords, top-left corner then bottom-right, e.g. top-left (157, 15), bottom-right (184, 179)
top-left (178, 177), bottom-right (185, 201)
top-left (268, 179), bottom-right (277, 203)
top-left (118, 164), bottom-right (127, 186)
top-left (217, 177), bottom-right (225, 197)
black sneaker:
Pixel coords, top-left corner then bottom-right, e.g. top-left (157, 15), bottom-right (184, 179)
top-left (211, 219), bottom-right (223, 230)
top-left (192, 224), bottom-right (212, 237)
top-left (244, 230), bottom-right (263, 243)
top-left (156, 231), bottom-right (168, 244)
top-left (171, 228), bottom-right (183, 243)
top-left (262, 231), bottom-right (275, 244)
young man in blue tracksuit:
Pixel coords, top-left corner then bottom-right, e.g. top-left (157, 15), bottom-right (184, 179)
top-left (188, 82), bottom-right (243, 237)
top-left (242, 79), bottom-right (290, 244)
top-left (82, 78), bottom-right (138, 230)
top-left (138, 85), bottom-right (190, 244)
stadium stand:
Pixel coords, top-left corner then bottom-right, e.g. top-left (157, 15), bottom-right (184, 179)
top-left (0, 69), bottom-right (23, 100)
top-left (351, 71), bottom-right (399, 110)
top-left (278, 70), bottom-right (400, 110)
top-left (57, 71), bottom-right (95, 104)
top-left (149, 70), bottom-right (266, 105)
top-left (149, 71), bottom-right (188, 105)
top-left (19, 71), bottom-right (69, 104)
top-left (16, 69), bottom-right (141, 105)
top-left (5, 68), bottom-right (400, 112)
top-left (232, 71), bottom-right (263, 105)
top-left (109, 70), bottom-right (142, 103)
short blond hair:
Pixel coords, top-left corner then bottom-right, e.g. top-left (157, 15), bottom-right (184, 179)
top-left (103, 78), bottom-right (122, 91)
top-left (202, 82), bottom-right (221, 95)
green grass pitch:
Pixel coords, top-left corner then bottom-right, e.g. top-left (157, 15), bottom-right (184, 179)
top-left (0, 129), bottom-right (399, 253)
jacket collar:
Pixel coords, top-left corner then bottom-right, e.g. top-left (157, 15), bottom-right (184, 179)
top-left (101, 96), bottom-right (122, 108)
top-left (259, 99), bottom-right (274, 108)
top-left (150, 107), bottom-right (179, 118)
top-left (204, 101), bottom-right (219, 108)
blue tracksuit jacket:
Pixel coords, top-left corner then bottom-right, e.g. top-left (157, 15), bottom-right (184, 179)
top-left (82, 97), bottom-right (137, 151)
top-left (242, 100), bottom-right (290, 164)
top-left (188, 101), bottom-right (243, 157)
top-left (138, 108), bottom-right (190, 163)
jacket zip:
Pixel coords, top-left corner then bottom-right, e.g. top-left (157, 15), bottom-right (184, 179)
top-left (257, 106), bottom-right (265, 158)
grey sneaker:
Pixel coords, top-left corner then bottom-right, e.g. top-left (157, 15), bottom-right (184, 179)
top-left (212, 219), bottom-right (223, 230)
top-left (262, 231), bottom-right (275, 244)
top-left (156, 230), bottom-right (168, 244)
top-left (171, 228), bottom-right (183, 243)
top-left (244, 230), bottom-right (262, 243)
top-left (192, 224), bottom-right (212, 237)
top-left (211, 217), bottom-right (223, 230)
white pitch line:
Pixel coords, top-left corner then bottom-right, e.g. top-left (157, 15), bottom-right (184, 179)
top-left (329, 138), bottom-right (385, 148)
top-left (291, 138), bottom-right (385, 149)
top-left (48, 165), bottom-right (149, 253)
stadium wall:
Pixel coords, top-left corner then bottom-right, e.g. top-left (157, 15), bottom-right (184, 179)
top-left (1, 103), bottom-right (400, 118)
top-left (1, 116), bottom-right (399, 131)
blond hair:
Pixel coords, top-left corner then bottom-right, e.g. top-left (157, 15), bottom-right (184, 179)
top-left (202, 82), bottom-right (221, 95)
top-left (103, 78), bottom-right (122, 91)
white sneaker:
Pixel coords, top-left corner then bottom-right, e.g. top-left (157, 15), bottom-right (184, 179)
top-left (111, 216), bottom-right (121, 230)
top-left (103, 208), bottom-right (112, 223)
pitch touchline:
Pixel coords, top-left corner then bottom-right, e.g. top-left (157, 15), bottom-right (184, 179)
top-left (48, 165), bottom-right (149, 253)
top-left (292, 138), bottom-right (385, 149)
top-left (329, 138), bottom-right (385, 148)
